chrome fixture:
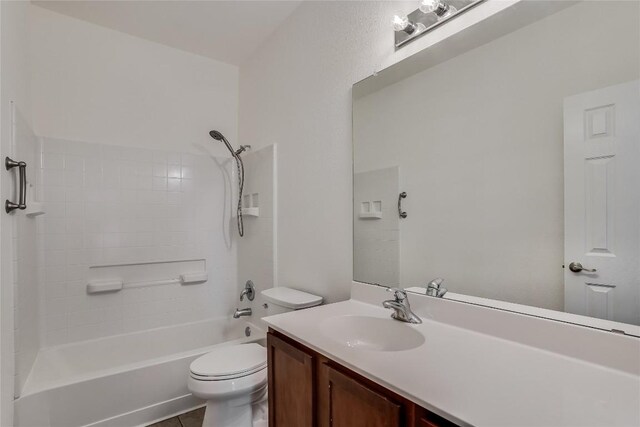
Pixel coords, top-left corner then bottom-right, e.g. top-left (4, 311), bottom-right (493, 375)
top-left (240, 280), bottom-right (255, 301)
top-left (5, 157), bottom-right (27, 213)
top-left (425, 278), bottom-right (447, 298)
top-left (233, 308), bottom-right (252, 319)
top-left (393, 0), bottom-right (484, 49)
top-left (419, 0), bottom-right (455, 17)
top-left (392, 15), bottom-right (421, 35)
top-left (383, 288), bottom-right (422, 324)
top-left (568, 262), bottom-right (597, 273)
top-left (398, 191), bottom-right (407, 219)
top-left (209, 130), bottom-right (250, 237)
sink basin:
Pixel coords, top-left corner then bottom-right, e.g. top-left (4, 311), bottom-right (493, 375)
top-left (319, 315), bottom-right (425, 351)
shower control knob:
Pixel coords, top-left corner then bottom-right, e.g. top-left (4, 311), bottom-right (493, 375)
top-left (240, 280), bottom-right (255, 301)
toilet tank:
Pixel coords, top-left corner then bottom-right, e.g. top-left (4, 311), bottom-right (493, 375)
top-left (260, 287), bottom-right (323, 317)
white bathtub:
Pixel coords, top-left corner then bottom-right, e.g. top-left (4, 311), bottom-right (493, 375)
top-left (15, 318), bottom-right (265, 427)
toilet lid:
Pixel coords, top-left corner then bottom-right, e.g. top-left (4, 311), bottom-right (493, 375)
top-left (190, 343), bottom-right (266, 379)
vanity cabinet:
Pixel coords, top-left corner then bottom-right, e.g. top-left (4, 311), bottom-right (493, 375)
top-left (267, 329), bottom-right (457, 427)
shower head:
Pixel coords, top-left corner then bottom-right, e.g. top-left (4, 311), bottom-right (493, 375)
top-left (208, 129), bottom-right (246, 237)
top-left (209, 130), bottom-right (225, 141)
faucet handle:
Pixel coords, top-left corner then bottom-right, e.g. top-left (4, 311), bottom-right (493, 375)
top-left (387, 287), bottom-right (407, 301)
top-left (425, 278), bottom-right (447, 298)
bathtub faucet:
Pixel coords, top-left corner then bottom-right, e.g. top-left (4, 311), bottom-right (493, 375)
top-left (233, 308), bottom-right (252, 319)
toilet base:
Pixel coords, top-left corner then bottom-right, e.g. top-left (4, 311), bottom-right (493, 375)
top-left (201, 387), bottom-right (267, 427)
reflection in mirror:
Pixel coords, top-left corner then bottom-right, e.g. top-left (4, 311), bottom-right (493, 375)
top-left (353, 1), bottom-right (640, 330)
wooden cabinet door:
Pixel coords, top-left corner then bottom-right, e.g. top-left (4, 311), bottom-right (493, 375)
top-left (267, 332), bottom-right (314, 427)
top-left (323, 364), bottom-right (401, 427)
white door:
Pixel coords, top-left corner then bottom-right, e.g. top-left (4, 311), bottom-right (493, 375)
top-left (564, 80), bottom-right (640, 326)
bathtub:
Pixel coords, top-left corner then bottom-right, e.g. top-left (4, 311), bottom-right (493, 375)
top-left (15, 318), bottom-right (265, 427)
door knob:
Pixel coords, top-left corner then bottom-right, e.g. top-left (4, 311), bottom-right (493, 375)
top-left (568, 262), bottom-right (596, 273)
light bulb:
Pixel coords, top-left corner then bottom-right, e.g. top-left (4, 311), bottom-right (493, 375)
top-left (392, 15), bottom-right (411, 32)
top-left (419, 0), bottom-right (440, 14)
top-left (420, 0), bottom-right (456, 18)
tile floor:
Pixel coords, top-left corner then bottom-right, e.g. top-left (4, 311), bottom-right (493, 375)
top-left (148, 407), bottom-right (205, 427)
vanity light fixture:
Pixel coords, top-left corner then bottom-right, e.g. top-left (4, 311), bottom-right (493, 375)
top-left (394, 0), bottom-right (485, 49)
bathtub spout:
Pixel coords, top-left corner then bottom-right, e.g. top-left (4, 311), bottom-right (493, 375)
top-left (233, 308), bottom-right (252, 319)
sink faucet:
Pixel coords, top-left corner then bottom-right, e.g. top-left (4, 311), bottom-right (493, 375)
top-left (425, 278), bottom-right (447, 298)
top-left (233, 308), bottom-right (252, 319)
top-left (382, 288), bottom-right (422, 324)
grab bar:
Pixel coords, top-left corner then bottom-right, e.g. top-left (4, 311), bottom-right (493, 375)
top-left (125, 278), bottom-right (181, 290)
top-left (5, 157), bottom-right (26, 213)
top-left (398, 191), bottom-right (407, 219)
top-left (87, 272), bottom-right (208, 294)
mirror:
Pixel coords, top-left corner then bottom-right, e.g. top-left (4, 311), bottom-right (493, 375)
top-left (353, 0), bottom-right (640, 331)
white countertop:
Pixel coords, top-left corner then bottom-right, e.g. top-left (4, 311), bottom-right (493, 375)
top-left (263, 285), bottom-right (640, 427)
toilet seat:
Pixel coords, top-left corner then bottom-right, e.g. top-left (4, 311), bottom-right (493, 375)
top-left (190, 343), bottom-right (267, 381)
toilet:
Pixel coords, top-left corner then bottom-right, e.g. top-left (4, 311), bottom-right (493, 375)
top-left (188, 287), bottom-right (323, 427)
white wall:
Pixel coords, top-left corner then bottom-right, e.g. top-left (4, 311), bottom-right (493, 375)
top-left (239, 1), bottom-right (404, 303)
top-left (29, 5), bottom-right (238, 157)
top-left (353, 1), bottom-right (639, 310)
top-left (1, 0), bottom-right (33, 422)
top-left (239, 0), bottom-right (638, 305)
top-left (238, 0), bottom-right (509, 303)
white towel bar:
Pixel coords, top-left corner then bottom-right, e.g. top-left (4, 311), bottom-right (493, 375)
top-left (87, 271), bottom-right (207, 294)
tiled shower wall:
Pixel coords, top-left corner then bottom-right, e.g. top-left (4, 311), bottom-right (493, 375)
top-left (38, 138), bottom-right (238, 346)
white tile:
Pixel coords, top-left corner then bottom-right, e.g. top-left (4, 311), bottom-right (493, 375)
top-left (64, 155), bottom-right (84, 172)
top-left (180, 179), bottom-right (194, 192)
top-left (42, 186), bottom-right (65, 202)
top-left (44, 250), bottom-right (66, 266)
top-left (136, 175), bottom-right (152, 190)
top-left (181, 166), bottom-right (194, 179)
top-left (167, 164), bottom-right (181, 179)
top-left (83, 233), bottom-right (103, 249)
top-left (42, 170), bottom-right (66, 187)
top-left (38, 139), bottom-right (238, 345)
top-left (65, 186), bottom-right (84, 202)
top-left (65, 169), bottom-right (84, 187)
top-left (152, 177), bottom-right (167, 191)
top-left (167, 178), bottom-right (181, 192)
top-left (167, 152), bottom-right (181, 164)
top-left (153, 163), bottom-right (167, 177)
top-left (167, 192), bottom-right (181, 205)
top-left (136, 162), bottom-right (153, 176)
top-left (41, 152), bottom-right (65, 170)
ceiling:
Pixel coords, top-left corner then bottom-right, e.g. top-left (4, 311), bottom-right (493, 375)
top-left (32, 1), bottom-right (303, 66)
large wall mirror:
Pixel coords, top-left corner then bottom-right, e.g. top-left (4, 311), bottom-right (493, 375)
top-left (353, 0), bottom-right (639, 334)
